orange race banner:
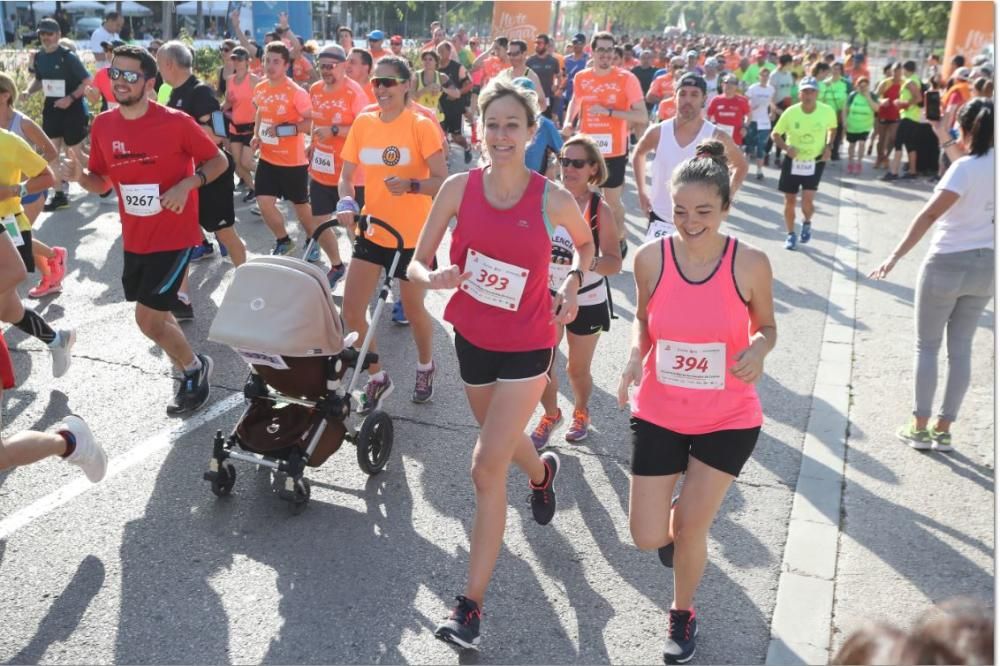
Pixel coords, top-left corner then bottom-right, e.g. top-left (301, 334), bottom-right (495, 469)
top-left (491, 1), bottom-right (553, 41)
top-left (944, 0), bottom-right (995, 76)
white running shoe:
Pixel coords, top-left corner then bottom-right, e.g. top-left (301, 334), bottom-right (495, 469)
top-left (60, 415), bottom-right (107, 482)
top-left (50, 329), bottom-right (76, 378)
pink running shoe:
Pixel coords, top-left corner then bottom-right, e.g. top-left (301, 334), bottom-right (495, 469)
top-left (28, 273), bottom-right (61, 298)
top-left (49, 246), bottom-right (68, 283)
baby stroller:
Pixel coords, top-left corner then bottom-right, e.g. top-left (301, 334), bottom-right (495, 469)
top-left (203, 218), bottom-right (403, 512)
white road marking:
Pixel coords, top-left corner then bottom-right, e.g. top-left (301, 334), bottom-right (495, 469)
top-left (0, 392), bottom-right (245, 540)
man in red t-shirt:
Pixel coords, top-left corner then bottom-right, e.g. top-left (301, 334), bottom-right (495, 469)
top-left (707, 75), bottom-right (751, 145)
top-left (69, 45), bottom-right (229, 415)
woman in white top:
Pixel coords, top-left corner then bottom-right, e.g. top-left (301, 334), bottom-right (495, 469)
top-left (870, 99), bottom-right (994, 453)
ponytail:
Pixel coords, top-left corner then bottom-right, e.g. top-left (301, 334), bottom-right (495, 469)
top-left (958, 98), bottom-right (994, 157)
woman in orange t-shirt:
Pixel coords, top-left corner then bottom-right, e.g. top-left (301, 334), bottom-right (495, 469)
top-left (336, 55), bottom-right (449, 413)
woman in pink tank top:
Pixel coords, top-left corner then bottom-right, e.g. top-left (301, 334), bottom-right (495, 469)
top-left (617, 140), bottom-right (777, 664)
top-left (408, 79), bottom-right (595, 650)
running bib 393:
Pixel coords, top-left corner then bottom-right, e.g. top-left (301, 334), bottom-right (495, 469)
top-left (655, 340), bottom-right (726, 390)
top-left (645, 219), bottom-right (677, 242)
top-left (461, 249), bottom-right (528, 311)
top-left (591, 133), bottom-right (613, 155)
top-left (311, 149), bottom-right (335, 175)
top-left (120, 184), bottom-right (162, 217)
top-left (2, 215), bottom-right (23, 247)
top-left (791, 159), bottom-right (816, 176)
top-left (42, 79), bottom-right (66, 97)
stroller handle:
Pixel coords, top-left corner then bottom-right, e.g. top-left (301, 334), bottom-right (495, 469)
top-left (355, 215), bottom-right (405, 253)
top-left (310, 220), bottom-right (341, 243)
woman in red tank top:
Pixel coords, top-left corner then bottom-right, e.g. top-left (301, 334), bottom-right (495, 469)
top-left (408, 79), bottom-right (595, 651)
top-left (617, 141), bottom-right (776, 664)
top-left (874, 64), bottom-right (904, 169)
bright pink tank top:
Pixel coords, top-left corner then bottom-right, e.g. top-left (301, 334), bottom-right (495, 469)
top-left (632, 236), bottom-right (763, 434)
top-left (444, 167), bottom-right (556, 352)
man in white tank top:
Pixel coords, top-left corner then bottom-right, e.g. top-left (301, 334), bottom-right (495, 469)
top-left (632, 74), bottom-right (748, 242)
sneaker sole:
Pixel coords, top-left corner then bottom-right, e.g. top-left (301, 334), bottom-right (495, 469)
top-left (931, 443), bottom-right (954, 452)
top-left (897, 432), bottom-right (932, 450)
top-left (53, 329), bottom-right (76, 378)
top-left (664, 624), bottom-right (698, 664)
top-left (565, 428), bottom-right (589, 443)
top-left (29, 285), bottom-right (62, 298)
top-left (411, 386), bottom-right (434, 404)
top-left (62, 414), bottom-right (107, 483)
top-left (435, 628), bottom-right (480, 651)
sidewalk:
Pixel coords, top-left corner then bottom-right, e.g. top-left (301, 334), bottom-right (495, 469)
top-left (831, 173), bottom-right (995, 651)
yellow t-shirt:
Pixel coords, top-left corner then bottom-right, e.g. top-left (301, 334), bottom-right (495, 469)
top-left (0, 128), bottom-right (48, 230)
top-left (341, 108), bottom-right (442, 248)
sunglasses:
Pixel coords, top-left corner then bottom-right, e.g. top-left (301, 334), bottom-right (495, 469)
top-left (109, 67), bottom-right (145, 84)
top-left (319, 62), bottom-right (342, 70)
top-left (559, 157), bottom-right (593, 168)
top-left (594, 47), bottom-right (614, 54)
top-left (372, 76), bottom-right (407, 88)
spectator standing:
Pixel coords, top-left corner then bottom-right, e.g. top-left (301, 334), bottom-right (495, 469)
top-left (90, 12), bottom-right (123, 69)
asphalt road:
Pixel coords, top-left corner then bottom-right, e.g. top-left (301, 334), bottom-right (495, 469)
top-left (0, 146), bottom-right (991, 665)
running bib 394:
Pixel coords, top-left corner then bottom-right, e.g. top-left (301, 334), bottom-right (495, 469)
top-left (2, 215), bottom-right (23, 247)
top-left (311, 149), bottom-right (335, 175)
top-left (120, 183), bottom-right (162, 217)
top-left (42, 79), bottom-right (66, 97)
top-left (655, 340), bottom-right (726, 390)
top-left (461, 249), bottom-right (528, 311)
top-left (791, 159), bottom-right (816, 176)
top-left (645, 219), bottom-right (676, 242)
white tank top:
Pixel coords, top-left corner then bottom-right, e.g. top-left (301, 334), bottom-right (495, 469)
top-left (6, 110), bottom-right (25, 139)
top-left (549, 197), bottom-right (607, 306)
top-left (649, 117), bottom-right (718, 223)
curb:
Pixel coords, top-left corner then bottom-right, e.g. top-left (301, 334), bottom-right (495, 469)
top-left (765, 179), bottom-right (859, 665)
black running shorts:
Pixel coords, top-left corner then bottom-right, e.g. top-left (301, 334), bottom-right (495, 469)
top-left (198, 151), bottom-right (236, 232)
top-left (310, 178), bottom-right (340, 217)
top-left (255, 160), bottom-right (309, 204)
top-left (777, 156), bottom-right (826, 194)
top-left (42, 104), bottom-right (88, 147)
top-left (352, 235), bottom-right (434, 280)
top-left (603, 154), bottom-right (627, 189)
top-left (454, 330), bottom-right (554, 387)
top-left (122, 248), bottom-right (191, 311)
top-left (630, 416), bottom-right (760, 478)
top-left (566, 301), bottom-right (611, 336)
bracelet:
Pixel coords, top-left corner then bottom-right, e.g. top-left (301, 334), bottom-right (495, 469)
top-left (941, 139), bottom-right (956, 149)
top-left (569, 269), bottom-right (584, 287)
top-left (607, 108), bottom-right (613, 117)
top-left (336, 197), bottom-right (359, 214)
top-left (195, 170), bottom-right (207, 187)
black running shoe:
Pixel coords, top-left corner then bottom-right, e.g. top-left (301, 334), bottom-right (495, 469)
top-left (663, 608), bottom-right (698, 664)
top-left (170, 298), bottom-right (194, 322)
top-left (434, 595), bottom-right (481, 650)
top-left (242, 188), bottom-right (256, 203)
top-left (43, 191), bottom-right (69, 211)
top-left (464, 148), bottom-right (473, 164)
top-left (166, 354), bottom-right (214, 415)
top-left (529, 451), bottom-right (560, 525)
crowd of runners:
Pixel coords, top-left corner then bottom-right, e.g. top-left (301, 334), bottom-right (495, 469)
top-left (0, 13), bottom-right (994, 665)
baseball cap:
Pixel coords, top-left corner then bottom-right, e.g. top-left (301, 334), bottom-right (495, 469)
top-left (37, 17), bottom-right (60, 33)
top-left (721, 74), bottom-right (739, 85)
top-left (100, 39), bottom-right (125, 50)
top-left (390, 34), bottom-right (403, 45)
top-left (798, 76), bottom-right (819, 91)
top-left (686, 49), bottom-right (698, 59)
top-left (954, 67), bottom-right (972, 81)
top-left (317, 44), bottom-right (347, 62)
top-left (572, 32), bottom-right (586, 44)
top-left (678, 73), bottom-right (708, 94)
top-left (230, 46), bottom-right (250, 60)
top-left (367, 29), bottom-right (384, 41)
top-left (511, 76), bottom-right (536, 92)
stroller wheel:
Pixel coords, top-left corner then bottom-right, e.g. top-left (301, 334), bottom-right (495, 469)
top-left (357, 410), bottom-right (394, 475)
top-left (210, 462), bottom-right (237, 497)
top-left (290, 477), bottom-right (311, 514)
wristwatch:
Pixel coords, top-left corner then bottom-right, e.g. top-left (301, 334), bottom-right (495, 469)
top-left (331, 124), bottom-right (339, 136)
top-left (18, 182), bottom-right (29, 199)
top-left (409, 179), bottom-right (420, 194)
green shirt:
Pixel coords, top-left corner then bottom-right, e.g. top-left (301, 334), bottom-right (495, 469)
top-left (741, 61), bottom-right (777, 85)
top-left (157, 82), bottom-right (173, 105)
top-left (900, 76), bottom-right (922, 122)
top-left (845, 91), bottom-right (876, 134)
top-left (819, 77), bottom-right (849, 111)
top-left (772, 102), bottom-right (839, 161)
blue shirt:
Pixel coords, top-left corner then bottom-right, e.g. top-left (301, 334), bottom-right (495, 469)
top-left (563, 54), bottom-right (589, 100)
top-left (525, 115), bottom-right (563, 173)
